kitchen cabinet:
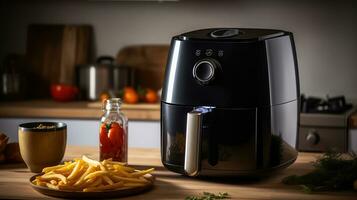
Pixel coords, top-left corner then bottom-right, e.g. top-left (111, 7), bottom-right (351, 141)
top-left (0, 146), bottom-right (356, 199)
top-left (0, 118), bottom-right (160, 148)
top-left (0, 100), bottom-right (160, 148)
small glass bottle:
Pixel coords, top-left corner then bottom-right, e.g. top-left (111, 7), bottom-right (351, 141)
top-left (99, 98), bottom-right (128, 162)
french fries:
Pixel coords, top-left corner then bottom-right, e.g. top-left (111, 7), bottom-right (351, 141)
top-left (32, 155), bottom-right (154, 192)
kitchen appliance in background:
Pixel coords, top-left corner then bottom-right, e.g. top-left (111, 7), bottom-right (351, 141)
top-left (26, 24), bottom-right (92, 98)
top-left (300, 95), bottom-right (352, 114)
top-left (113, 62), bottom-right (135, 93)
top-left (76, 56), bottom-right (134, 101)
top-left (0, 54), bottom-right (26, 100)
top-left (299, 95), bottom-right (355, 152)
top-left (161, 28), bottom-right (300, 176)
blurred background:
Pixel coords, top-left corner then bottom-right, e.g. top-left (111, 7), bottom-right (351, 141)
top-left (0, 0), bottom-right (357, 152)
top-left (0, 0), bottom-right (357, 99)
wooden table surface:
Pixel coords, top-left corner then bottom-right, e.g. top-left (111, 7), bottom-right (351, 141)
top-left (0, 100), bottom-right (160, 121)
top-left (0, 146), bottom-right (356, 200)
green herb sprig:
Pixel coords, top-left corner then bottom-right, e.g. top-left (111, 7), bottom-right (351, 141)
top-left (185, 192), bottom-right (230, 200)
top-left (282, 151), bottom-right (357, 193)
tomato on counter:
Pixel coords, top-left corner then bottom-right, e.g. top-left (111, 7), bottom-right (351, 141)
top-left (144, 88), bottom-right (159, 103)
top-left (138, 87), bottom-right (159, 103)
top-left (50, 84), bottom-right (78, 102)
top-left (99, 92), bottom-right (110, 104)
top-left (118, 86), bottom-right (159, 104)
top-left (122, 87), bottom-right (139, 104)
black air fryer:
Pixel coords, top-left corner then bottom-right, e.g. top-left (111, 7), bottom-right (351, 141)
top-left (161, 28), bottom-right (299, 176)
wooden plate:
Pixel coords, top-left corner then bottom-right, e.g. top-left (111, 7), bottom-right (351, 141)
top-left (29, 173), bottom-right (154, 199)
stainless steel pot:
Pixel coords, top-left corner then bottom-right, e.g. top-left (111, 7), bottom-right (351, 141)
top-left (0, 54), bottom-right (25, 100)
top-left (76, 56), bottom-right (134, 100)
top-left (1, 73), bottom-right (21, 99)
top-left (113, 64), bottom-right (135, 92)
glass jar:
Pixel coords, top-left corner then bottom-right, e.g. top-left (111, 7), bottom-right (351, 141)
top-left (99, 98), bottom-right (128, 162)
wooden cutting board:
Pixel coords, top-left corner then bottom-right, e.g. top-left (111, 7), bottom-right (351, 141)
top-left (116, 45), bottom-right (170, 90)
top-left (26, 24), bottom-right (92, 98)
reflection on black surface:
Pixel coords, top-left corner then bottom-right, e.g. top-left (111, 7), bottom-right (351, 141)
top-left (270, 134), bottom-right (283, 166)
top-left (161, 102), bottom-right (298, 176)
top-left (166, 132), bottom-right (185, 165)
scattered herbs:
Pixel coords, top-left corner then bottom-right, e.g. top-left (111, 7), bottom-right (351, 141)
top-left (282, 151), bottom-right (357, 193)
top-left (185, 192), bottom-right (230, 200)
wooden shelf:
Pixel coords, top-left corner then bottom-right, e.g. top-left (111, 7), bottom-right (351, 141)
top-left (0, 100), bottom-right (160, 121)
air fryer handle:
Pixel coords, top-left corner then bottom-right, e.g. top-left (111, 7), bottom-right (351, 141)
top-left (184, 107), bottom-right (214, 176)
top-left (184, 111), bottom-right (202, 176)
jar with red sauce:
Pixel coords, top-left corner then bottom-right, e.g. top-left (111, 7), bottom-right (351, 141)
top-left (99, 98), bottom-right (128, 162)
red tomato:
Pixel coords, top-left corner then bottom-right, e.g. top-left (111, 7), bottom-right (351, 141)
top-left (50, 84), bottom-right (78, 102)
top-left (108, 122), bottom-right (124, 148)
top-left (123, 90), bottom-right (139, 104)
top-left (145, 89), bottom-right (158, 103)
top-left (99, 124), bottom-right (112, 153)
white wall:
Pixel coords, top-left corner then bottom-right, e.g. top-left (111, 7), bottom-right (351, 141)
top-left (1, 0), bottom-right (357, 99)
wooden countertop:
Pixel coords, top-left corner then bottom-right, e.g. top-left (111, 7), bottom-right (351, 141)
top-left (0, 100), bottom-right (160, 121)
top-left (0, 146), bottom-right (356, 200)
top-left (1, 100), bottom-right (356, 128)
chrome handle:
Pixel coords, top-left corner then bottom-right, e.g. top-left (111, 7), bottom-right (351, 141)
top-left (184, 111), bottom-right (202, 176)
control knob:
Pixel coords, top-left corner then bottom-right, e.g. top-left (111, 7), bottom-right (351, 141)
top-left (306, 130), bottom-right (320, 145)
top-left (192, 58), bottom-right (220, 85)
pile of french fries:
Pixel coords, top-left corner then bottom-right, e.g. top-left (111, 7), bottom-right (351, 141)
top-left (32, 155), bottom-right (154, 192)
